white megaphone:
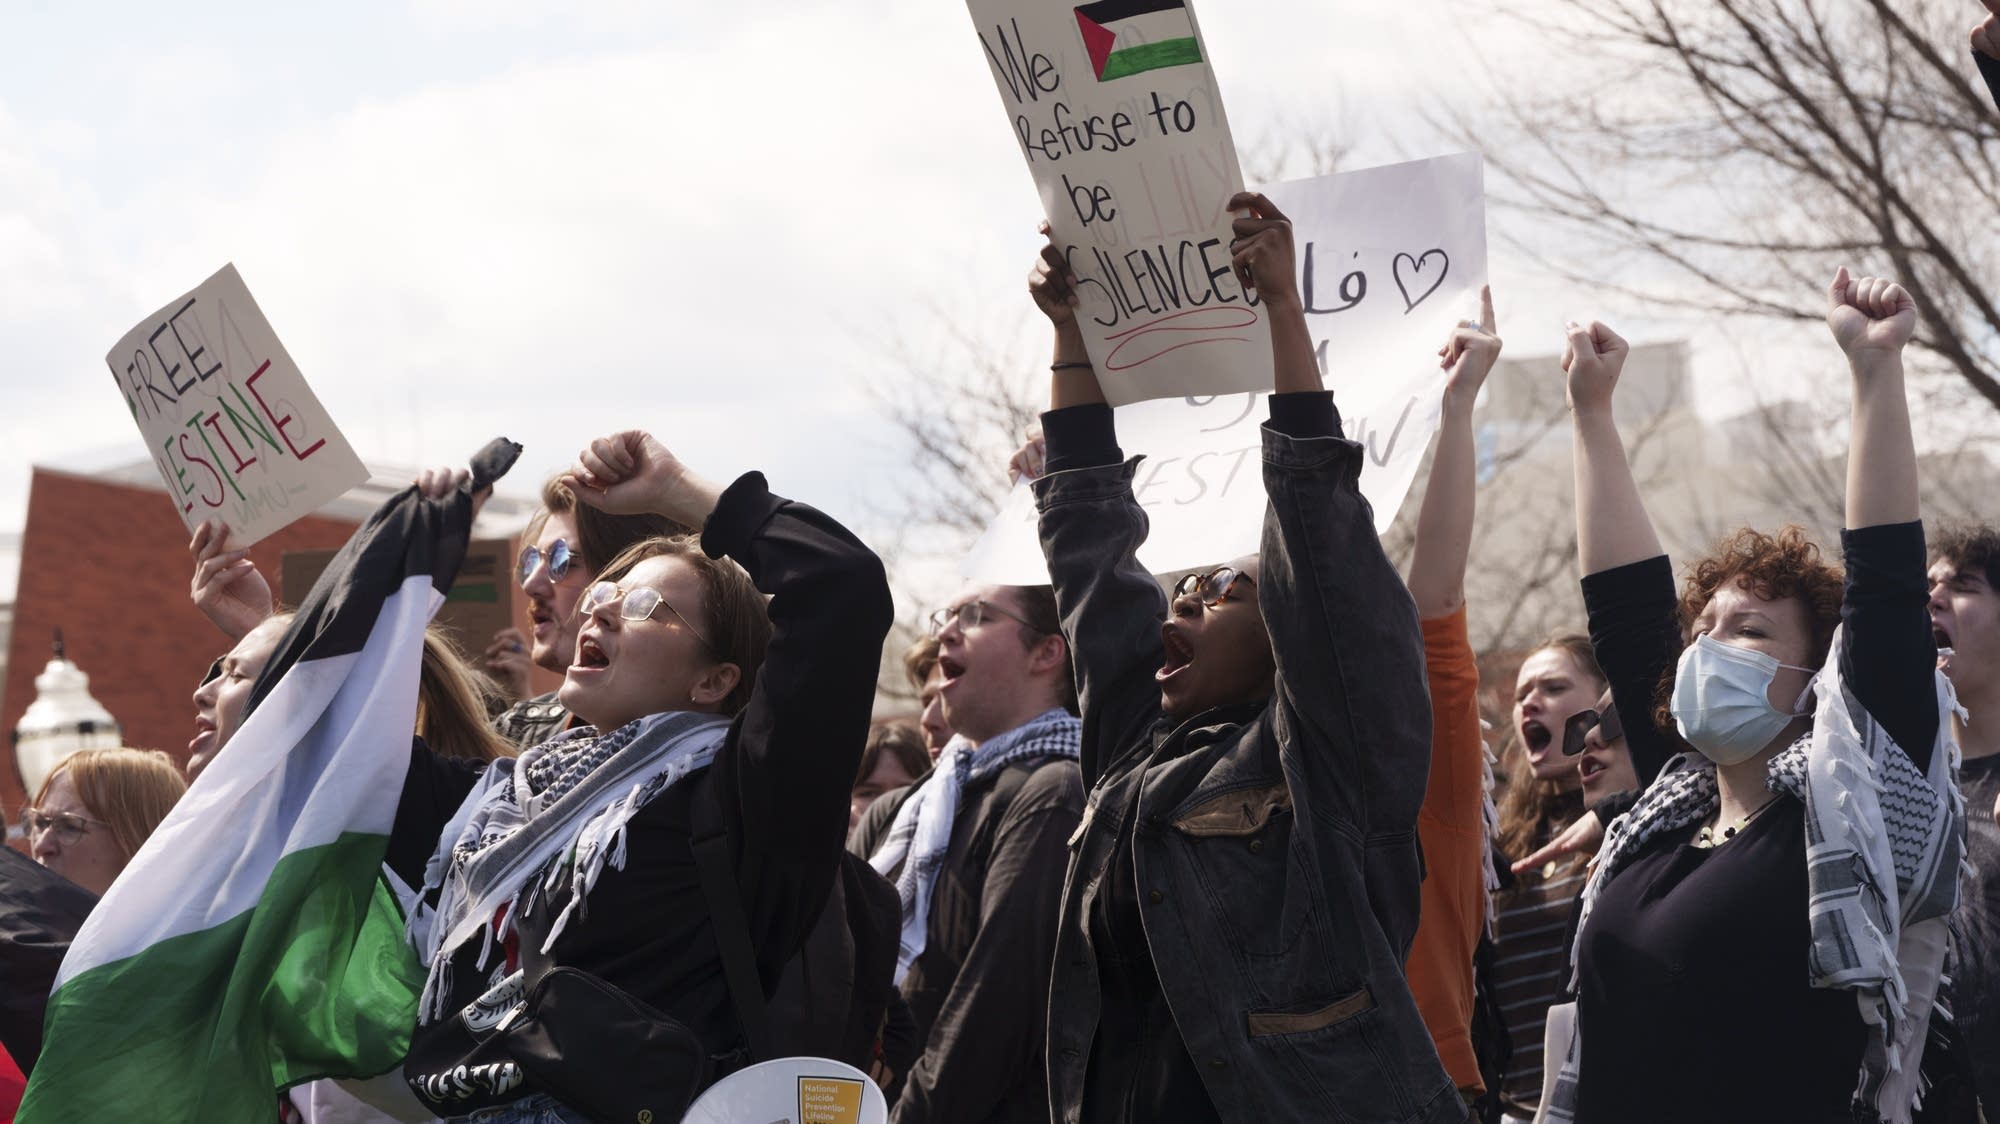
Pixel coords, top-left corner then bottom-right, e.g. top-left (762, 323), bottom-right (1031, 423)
top-left (680, 1057), bottom-right (889, 1124)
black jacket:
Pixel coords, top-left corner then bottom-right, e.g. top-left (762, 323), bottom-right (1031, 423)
top-left (1033, 395), bottom-right (1463, 1124)
top-left (399, 472), bottom-right (892, 1115)
top-left (850, 755), bottom-right (1085, 1124)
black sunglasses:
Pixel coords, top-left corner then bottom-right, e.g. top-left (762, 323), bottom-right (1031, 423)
top-left (1562, 694), bottom-right (1624, 756)
top-left (518, 539), bottom-right (578, 586)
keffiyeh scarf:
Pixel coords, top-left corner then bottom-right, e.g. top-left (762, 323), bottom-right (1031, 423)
top-left (867, 707), bottom-right (1081, 984)
top-left (410, 710), bottom-right (732, 1022)
top-left (1545, 626), bottom-right (1965, 1123)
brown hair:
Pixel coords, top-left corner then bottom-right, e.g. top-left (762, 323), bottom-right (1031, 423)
top-left (526, 473), bottom-right (692, 585)
top-left (36, 748), bottom-right (187, 863)
top-left (595, 535), bottom-right (771, 716)
top-left (1003, 585), bottom-right (1078, 715)
top-left (418, 628), bottom-right (516, 762)
top-left (856, 722), bottom-right (930, 788)
top-left (902, 635), bottom-right (940, 693)
top-left (1496, 634), bottom-right (1605, 865)
top-left (1932, 523), bottom-right (2000, 593)
top-left (1653, 526), bottom-right (1845, 735)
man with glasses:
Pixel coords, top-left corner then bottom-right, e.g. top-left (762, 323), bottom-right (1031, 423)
top-left (850, 584), bottom-right (1084, 1124)
top-left (491, 474), bottom-right (687, 750)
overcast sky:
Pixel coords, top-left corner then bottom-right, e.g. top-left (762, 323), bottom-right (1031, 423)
top-left (0, 0), bottom-right (1875, 611)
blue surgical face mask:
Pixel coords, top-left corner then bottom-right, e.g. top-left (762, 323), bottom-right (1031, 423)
top-left (1670, 633), bottom-right (1817, 766)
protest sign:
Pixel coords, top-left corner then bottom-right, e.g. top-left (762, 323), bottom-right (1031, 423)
top-left (967, 0), bottom-right (1271, 405)
top-left (963, 152), bottom-right (1488, 583)
top-left (106, 264), bottom-right (368, 548)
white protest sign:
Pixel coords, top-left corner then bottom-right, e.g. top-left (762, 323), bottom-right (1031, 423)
top-left (964, 152), bottom-right (1488, 583)
top-left (968, 0), bottom-right (1272, 405)
top-left (106, 264), bottom-right (369, 548)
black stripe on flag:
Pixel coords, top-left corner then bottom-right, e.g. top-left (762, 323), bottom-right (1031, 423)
top-left (244, 437), bottom-right (521, 720)
top-left (1074, 0), bottom-right (1186, 23)
top-left (0, 847), bottom-right (97, 1072)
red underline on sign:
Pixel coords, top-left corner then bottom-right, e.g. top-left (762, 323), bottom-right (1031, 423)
top-left (1103, 306), bottom-right (1261, 371)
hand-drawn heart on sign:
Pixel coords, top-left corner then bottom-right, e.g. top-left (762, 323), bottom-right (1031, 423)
top-left (1393, 249), bottom-right (1450, 313)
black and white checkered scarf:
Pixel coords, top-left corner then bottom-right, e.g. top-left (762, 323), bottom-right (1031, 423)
top-left (1545, 626), bottom-right (1965, 1123)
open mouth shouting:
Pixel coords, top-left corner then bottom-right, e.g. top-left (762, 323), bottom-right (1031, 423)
top-left (528, 597), bottom-right (557, 643)
top-left (1935, 622), bottom-right (1955, 672)
top-left (936, 653), bottom-right (967, 695)
top-left (1520, 718), bottom-right (1553, 762)
top-left (1578, 751), bottom-right (1608, 784)
top-left (572, 631), bottom-right (612, 674)
top-left (189, 712), bottom-right (217, 757)
top-left (1156, 622), bottom-right (1195, 685)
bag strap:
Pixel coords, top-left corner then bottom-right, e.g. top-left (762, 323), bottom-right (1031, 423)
top-left (692, 783), bottom-right (775, 1064)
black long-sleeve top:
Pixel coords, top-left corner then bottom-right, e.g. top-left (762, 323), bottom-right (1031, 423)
top-left (1573, 521), bottom-right (1937, 1121)
top-left (398, 472), bottom-right (893, 1117)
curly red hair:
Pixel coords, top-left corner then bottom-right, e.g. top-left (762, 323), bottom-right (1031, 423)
top-left (1677, 526), bottom-right (1845, 667)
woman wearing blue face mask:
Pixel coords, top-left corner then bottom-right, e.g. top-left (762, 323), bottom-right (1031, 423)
top-left (1542, 271), bottom-right (1960, 1124)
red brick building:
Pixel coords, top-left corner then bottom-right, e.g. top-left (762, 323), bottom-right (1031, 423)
top-left (0, 462), bottom-right (542, 824)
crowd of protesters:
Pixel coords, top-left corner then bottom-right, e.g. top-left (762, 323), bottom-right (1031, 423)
top-left (1, 11), bottom-right (1998, 1124)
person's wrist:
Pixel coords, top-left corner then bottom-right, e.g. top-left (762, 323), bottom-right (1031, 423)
top-left (1259, 288), bottom-right (1304, 316)
top-left (1052, 323), bottom-right (1090, 365)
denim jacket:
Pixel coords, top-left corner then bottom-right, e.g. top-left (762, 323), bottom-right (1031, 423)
top-left (1033, 396), bottom-right (1463, 1124)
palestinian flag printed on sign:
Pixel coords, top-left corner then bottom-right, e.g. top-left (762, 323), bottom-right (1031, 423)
top-left (1074, 0), bottom-right (1203, 82)
top-left (18, 438), bottom-right (519, 1123)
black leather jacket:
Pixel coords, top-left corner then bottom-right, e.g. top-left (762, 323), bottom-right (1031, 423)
top-left (1033, 395), bottom-right (1463, 1124)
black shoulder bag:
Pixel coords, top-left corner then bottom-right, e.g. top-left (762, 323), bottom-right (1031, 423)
top-left (413, 783), bottom-right (774, 1124)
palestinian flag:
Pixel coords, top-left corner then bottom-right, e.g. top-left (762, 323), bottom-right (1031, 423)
top-left (19, 438), bottom-right (519, 1122)
top-left (1074, 0), bottom-right (1203, 82)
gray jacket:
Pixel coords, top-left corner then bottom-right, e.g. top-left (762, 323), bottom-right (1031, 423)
top-left (1033, 397), bottom-right (1462, 1124)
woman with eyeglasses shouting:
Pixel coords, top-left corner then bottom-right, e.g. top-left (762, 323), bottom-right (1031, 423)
top-left (1017, 199), bottom-right (1460, 1124)
top-left (392, 431), bottom-right (892, 1124)
top-left (26, 748), bottom-right (187, 897)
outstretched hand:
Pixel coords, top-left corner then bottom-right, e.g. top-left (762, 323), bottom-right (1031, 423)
top-left (1438, 286), bottom-right (1502, 412)
top-left (1510, 809), bottom-right (1607, 875)
top-left (1975, 0), bottom-right (2000, 59)
top-left (1227, 192), bottom-right (1300, 309)
top-left (1562, 320), bottom-right (1629, 416)
top-left (189, 520), bottom-right (275, 642)
top-left (1825, 266), bottom-right (1917, 362)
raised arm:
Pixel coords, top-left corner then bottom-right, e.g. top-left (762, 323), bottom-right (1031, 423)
top-left (1825, 269), bottom-right (1939, 764)
top-left (1027, 231), bottom-right (1170, 785)
top-left (1976, 0), bottom-right (2000, 110)
top-left (1829, 268), bottom-right (1920, 530)
top-left (1564, 322), bottom-right (1682, 783)
top-left (1566, 320), bottom-right (1663, 576)
top-left (565, 433), bottom-right (893, 855)
top-left (1407, 287), bottom-right (1500, 619)
top-left (1232, 195), bottom-right (1432, 834)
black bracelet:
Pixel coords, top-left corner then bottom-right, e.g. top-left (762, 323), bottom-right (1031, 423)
top-left (1051, 361), bottom-right (1094, 371)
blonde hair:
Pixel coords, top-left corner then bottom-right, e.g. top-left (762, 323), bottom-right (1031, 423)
top-left (419, 629), bottom-right (516, 762)
top-left (35, 748), bottom-right (188, 863)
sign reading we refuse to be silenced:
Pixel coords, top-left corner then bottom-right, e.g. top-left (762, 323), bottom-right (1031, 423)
top-left (971, 0), bottom-right (1272, 405)
top-left (107, 264), bottom-right (368, 548)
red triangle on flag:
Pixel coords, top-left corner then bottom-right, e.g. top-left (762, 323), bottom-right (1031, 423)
top-left (1075, 10), bottom-right (1117, 79)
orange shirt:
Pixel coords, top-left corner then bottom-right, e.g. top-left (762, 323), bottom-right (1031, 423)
top-left (1404, 605), bottom-right (1487, 1094)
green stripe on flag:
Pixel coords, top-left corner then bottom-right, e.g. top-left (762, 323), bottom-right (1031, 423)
top-left (1100, 36), bottom-right (1201, 81)
top-left (20, 833), bottom-right (421, 1121)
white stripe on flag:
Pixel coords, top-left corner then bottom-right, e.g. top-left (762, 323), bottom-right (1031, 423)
top-left (55, 575), bottom-right (440, 987)
top-left (1106, 9), bottom-right (1194, 52)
